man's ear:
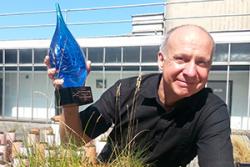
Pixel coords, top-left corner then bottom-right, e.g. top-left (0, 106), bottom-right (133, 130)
top-left (157, 52), bottom-right (165, 71)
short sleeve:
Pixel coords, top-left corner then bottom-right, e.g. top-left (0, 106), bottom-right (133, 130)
top-left (79, 80), bottom-right (121, 138)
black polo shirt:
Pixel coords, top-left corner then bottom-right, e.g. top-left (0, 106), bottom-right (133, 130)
top-left (80, 73), bottom-right (234, 167)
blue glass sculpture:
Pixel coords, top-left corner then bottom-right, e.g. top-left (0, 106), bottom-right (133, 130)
top-left (49, 3), bottom-right (87, 88)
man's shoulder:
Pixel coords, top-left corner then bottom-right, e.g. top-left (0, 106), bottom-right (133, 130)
top-left (185, 88), bottom-right (228, 117)
top-left (200, 87), bottom-right (226, 106)
top-left (192, 88), bottom-right (229, 120)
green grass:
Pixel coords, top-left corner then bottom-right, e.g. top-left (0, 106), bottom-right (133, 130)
top-left (11, 140), bottom-right (147, 167)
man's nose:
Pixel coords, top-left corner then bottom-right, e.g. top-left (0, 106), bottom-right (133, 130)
top-left (182, 62), bottom-right (197, 78)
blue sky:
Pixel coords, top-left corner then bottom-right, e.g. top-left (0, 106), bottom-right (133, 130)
top-left (0, 0), bottom-right (165, 40)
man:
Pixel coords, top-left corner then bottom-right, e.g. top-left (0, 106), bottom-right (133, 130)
top-left (45, 24), bottom-right (234, 167)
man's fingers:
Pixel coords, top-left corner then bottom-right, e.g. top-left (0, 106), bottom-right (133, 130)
top-left (48, 68), bottom-right (56, 79)
top-left (86, 60), bottom-right (91, 74)
top-left (44, 55), bottom-right (51, 68)
top-left (53, 79), bottom-right (64, 89)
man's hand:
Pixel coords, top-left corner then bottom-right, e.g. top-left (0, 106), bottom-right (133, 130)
top-left (44, 55), bottom-right (93, 146)
top-left (43, 55), bottom-right (91, 89)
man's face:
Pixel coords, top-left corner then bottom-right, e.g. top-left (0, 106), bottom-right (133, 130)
top-left (158, 27), bottom-right (214, 101)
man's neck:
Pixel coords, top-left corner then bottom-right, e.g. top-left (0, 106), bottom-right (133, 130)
top-left (158, 79), bottom-right (179, 109)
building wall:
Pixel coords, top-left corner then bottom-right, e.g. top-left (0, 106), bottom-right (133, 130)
top-left (0, 33), bottom-right (249, 130)
top-left (209, 70), bottom-right (250, 129)
top-left (165, 0), bottom-right (250, 32)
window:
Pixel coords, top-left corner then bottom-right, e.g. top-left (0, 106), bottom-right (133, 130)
top-left (0, 50), bottom-right (3, 64)
top-left (96, 79), bottom-right (106, 88)
top-left (34, 49), bottom-right (48, 64)
top-left (20, 49), bottom-right (32, 64)
top-left (141, 46), bottom-right (159, 62)
top-left (213, 44), bottom-right (228, 62)
top-left (105, 47), bottom-right (121, 63)
top-left (123, 46), bottom-right (140, 62)
top-left (81, 48), bottom-right (87, 60)
top-left (231, 43), bottom-right (250, 61)
top-left (5, 49), bottom-right (17, 64)
top-left (88, 47), bottom-right (103, 63)
top-left (0, 69), bottom-right (2, 116)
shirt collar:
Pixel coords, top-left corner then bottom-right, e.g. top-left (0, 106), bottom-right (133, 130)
top-left (140, 73), bottom-right (162, 99)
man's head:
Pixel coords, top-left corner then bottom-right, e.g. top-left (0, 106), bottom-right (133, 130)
top-left (157, 24), bottom-right (214, 105)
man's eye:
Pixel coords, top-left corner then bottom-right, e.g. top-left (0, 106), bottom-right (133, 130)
top-left (173, 57), bottom-right (185, 63)
top-left (197, 60), bottom-right (209, 67)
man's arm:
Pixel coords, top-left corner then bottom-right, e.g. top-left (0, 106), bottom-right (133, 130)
top-left (197, 104), bottom-right (234, 167)
top-left (52, 102), bottom-right (112, 146)
top-left (58, 104), bottom-right (92, 145)
top-left (44, 54), bottom-right (92, 145)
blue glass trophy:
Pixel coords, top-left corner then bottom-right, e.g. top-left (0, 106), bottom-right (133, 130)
top-left (49, 3), bottom-right (93, 106)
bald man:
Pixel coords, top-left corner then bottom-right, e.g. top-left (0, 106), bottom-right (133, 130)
top-left (45, 24), bottom-right (234, 167)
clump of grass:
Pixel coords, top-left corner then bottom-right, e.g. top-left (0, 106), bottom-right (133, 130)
top-left (231, 133), bottom-right (250, 163)
top-left (12, 142), bottom-right (146, 167)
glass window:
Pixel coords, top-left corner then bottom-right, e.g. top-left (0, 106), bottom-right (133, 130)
top-left (141, 46), bottom-right (159, 62)
top-left (33, 72), bottom-right (55, 120)
top-left (34, 66), bottom-right (47, 71)
top-left (141, 66), bottom-right (159, 71)
top-left (5, 67), bottom-right (17, 71)
top-left (91, 66), bottom-right (103, 71)
top-left (20, 49), bottom-right (32, 64)
top-left (213, 44), bottom-right (228, 62)
top-left (20, 67), bottom-right (32, 71)
top-left (34, 49), bottom-right (48, 64)
top-left (88, 47), bottom-right (103, 63)
top-left (5, 49), bottom-right (17, 64)
top-left (4, 73), bottom-right (17, 117)
top-left (123, 46), bottom-right (140, 63)
top-left (228, 65), bottom-right (250, 129)
top-left (0, 67), bottom-right (2, 116)
top-left (96, 79), bottom-right (107, 89)
top-left (0, 50), bottom-right (3, 64)
top-left (19, 72), bottom-right (32, 119)
top-left (105, 47), bottom-right (121, 63)
top-left (210, 65), bottom-right (227, 71)
top-left (231, 43), bottom-right (250, 61)
top-left (230, 65), bottom-right (250, 71)
top-left (123, 66), bottom-right (139, 71)
top-left (81, 48), bottom-right (87, 58)
top-left (105, 66), bottom-right (121, 71)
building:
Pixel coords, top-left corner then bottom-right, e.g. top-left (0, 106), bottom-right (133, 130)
top-left (0, 1), bottom-right (249, 131)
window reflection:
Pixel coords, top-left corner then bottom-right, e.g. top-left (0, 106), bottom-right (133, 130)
top-left (213, 44), bottom-right (228, 62)
top-left (123, 66), bottom-right (139, 71)
top-left (0, 67), bottom-right (2, 116)
top-left (81, 48), bottom-right (87, 59)
top-left (231, 43), bottom-right (250, 61)
top-left (20, 49), bottom-right (32, 64)
top-left (123, 46), bottom-right (140, 62)
top-left (105, 47), bottom-right (121, 63)
top-left (141, 46), bottom-right (158, 62)
top-left (0, 50), bottom-right (3, 64)
top-left (5, 49), bottom-right (17, 64)
top-left (88, 47), bottom-right (103, 63)
top-left (34, 49), bottom-right (48, 64)
top-left (4, 73), bottom-right (17, 117)
top-left (105, 66), bottom-right (121, 71)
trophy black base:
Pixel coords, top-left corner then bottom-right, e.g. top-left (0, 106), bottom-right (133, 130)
top-left (55, 86), bottom-right (93, 107)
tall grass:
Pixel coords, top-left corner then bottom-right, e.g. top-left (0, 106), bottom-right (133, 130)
top-left (4, 75), bottom-right (148, 167)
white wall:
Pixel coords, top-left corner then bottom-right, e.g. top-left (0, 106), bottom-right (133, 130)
top-left (209, 70), bottom-right (250, 130)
